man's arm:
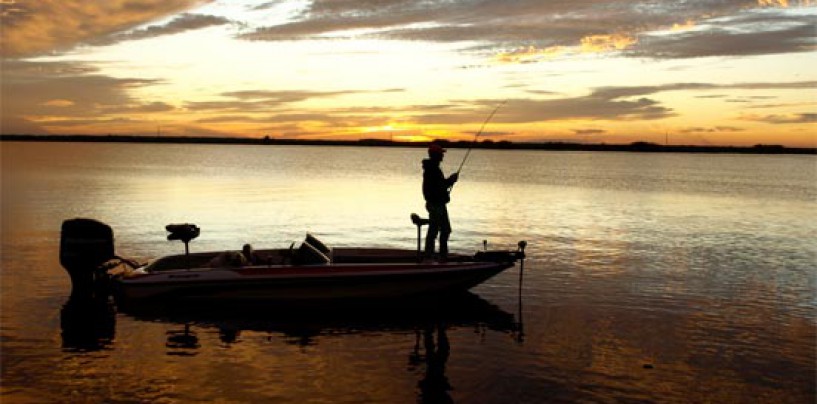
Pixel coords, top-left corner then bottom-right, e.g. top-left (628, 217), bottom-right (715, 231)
top-left (446, 172), bottom-right (459, 187)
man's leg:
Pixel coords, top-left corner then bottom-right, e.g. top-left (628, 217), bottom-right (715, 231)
top-left (438, 205), bottom-right (451, 260)
top-left (425, 203), bottom-right (440, 258)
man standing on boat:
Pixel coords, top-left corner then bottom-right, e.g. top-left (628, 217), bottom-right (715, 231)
top-left (422, 143), bottom-right (458, 261)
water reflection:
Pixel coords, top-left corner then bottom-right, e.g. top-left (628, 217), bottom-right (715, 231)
top-left (60, 295), bottom-right (116, 352)
top-left (124, 292), bottom-right (519, 345)
top-left (119, 292), bottom-right (518, 401)
top-left (166, 324), bottom-right (200, 356)
top-left (412, 324), bottom-right (453, 403)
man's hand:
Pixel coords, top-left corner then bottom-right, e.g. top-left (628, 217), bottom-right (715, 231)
top-left (449, 172), bottom-right (459, 183)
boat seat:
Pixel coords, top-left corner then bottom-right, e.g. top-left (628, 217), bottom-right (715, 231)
top-left (295, 241), bottom-right (330, 265)
top-left (207, 251), bottom-right (248, 268)
top-left (305, 233), bottom-right (332, 260)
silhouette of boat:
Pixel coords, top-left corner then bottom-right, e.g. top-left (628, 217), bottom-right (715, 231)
top-left (59, 218), bottom-right (526, 306)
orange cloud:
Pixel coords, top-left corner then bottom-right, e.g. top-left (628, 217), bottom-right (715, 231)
top-left (580, 34), bottom-right (637, 53)
top-left (757, 0), bottom-right (813, 6)
top-left (493, 45), bottom-right (564, 64)
top-left (0, 0), bottom-right (209, 57)
top-left (41, 99), bottom-right (75, 107)
top-left (671, 20), bottom-right (696, 31)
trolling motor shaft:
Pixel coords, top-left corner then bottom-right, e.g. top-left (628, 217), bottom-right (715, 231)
top-left (166, 223), bottom-right (200, 269)
top-left (410, 213), bottom-right (430, 262)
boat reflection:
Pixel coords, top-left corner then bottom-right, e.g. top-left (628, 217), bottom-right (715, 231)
top-left (165, 324), bottom-right (200, 356)
top-left (60, 292), bottom-right (520, 401)
top-left (140, 292), bottom-right (517, 403)
top-left (60, 295), bottom-right (116, 352)
top-left (124, 291), bottom-right (520, 346)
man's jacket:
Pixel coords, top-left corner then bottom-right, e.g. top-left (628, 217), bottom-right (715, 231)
top-left (422, 159), bottom-right (455, 204)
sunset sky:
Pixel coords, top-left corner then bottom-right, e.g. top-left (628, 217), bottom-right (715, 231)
top-left (1, 0), bottom-right (815, 146)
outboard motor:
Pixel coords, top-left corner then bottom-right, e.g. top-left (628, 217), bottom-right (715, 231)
top-left (60, 218), bottom-right (115, 298)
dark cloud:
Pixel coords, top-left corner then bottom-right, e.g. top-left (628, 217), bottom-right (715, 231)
top-left (100, 13), bottom-right (231, 44)
top-left (238, 0), bottom-right (815, 60)
top-left (0, 0), bottom-right (209, 57)
top-left (249, 2), bottom-right (286, 12)
top-left (592, 81), bottom-right (817, 98)
top-left (1, 60), bottom-right (166, 133)
top-left (240, 0), bottom-right (748, 46)
top-left (740, 113), bottom-right (817, 124)
top-left (412, 80), bottom-right (817, 125)
top-left (3, 0), bottom-right (812, 61)
top-left (630, 21), bottom-right (816, 59)
top-left (574, 129), bottom-right (607, 135)
top-left (679, 126), bottom-right (745, 133)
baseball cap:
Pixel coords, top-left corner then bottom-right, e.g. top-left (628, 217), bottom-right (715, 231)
top-left (428, 143), bottom-right (446, 154)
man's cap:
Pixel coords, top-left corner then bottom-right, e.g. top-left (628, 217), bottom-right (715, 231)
top-left (428, 143), bottom-right (446, 154)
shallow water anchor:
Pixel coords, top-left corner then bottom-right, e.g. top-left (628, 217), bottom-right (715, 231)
top-left (410, 213), bottom-right (430, 262)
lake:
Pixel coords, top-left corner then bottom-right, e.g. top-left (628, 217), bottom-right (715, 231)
top-left (1, 141), bottom-right (815, 402)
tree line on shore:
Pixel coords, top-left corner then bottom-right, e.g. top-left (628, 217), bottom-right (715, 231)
top-left (1, 133), bottom-right (813, 154)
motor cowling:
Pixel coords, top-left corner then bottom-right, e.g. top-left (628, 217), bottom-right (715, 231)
top-left (60, 218), bottom-right (115, 297)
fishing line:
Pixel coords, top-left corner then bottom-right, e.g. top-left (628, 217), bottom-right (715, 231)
top-left (456, 100), bottom-right (507, 175)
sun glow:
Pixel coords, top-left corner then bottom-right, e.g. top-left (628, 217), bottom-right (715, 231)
top-left (392, 134), bottom-right (433, 142)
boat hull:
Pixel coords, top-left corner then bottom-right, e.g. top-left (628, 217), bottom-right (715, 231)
top-left (115, 261), bottom-right (515, 305)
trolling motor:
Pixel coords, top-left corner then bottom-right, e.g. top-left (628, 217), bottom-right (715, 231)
top-left (166, 223), bottom-right (199, 269)
top-left (410, 213), bottom-right (430, 262)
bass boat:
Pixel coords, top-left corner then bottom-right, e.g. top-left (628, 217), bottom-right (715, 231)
top-left (59, 216), bottom-right (526, 305)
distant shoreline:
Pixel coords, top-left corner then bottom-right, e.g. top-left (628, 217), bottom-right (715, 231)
top-left (1, 134), bottom-right (815, 155)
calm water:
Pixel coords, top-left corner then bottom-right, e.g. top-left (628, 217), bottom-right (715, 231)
top-left (2, 142), bottom-right (815, 403)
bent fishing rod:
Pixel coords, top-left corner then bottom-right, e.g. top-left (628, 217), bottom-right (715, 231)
top-left (447, 100), bottom-right (507, 195)
top-left (456, 100), bottom-right (507, 175)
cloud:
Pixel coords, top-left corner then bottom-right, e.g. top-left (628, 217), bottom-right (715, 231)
top-left (3, 0), bottom-right (813, 61)
top-left (630, 18), bottom-right (816, 59)
top-left (185, 88), bottom-right (403, 112)
top-left (41, 99), bottom-right (76, 107)
top-left (186, 79), bottom-right (815, 131)
top-left (98, 13), bottom-right (231, 45)
top-left (580, 34), bottom-right (637, 53)
top-left (239, 0), bottom-right (815, 60)
top-left (679, 126), bottom-right (745, 133)
top-left (739, 113), bottom-right (817, 124)
top-left (411, 80), bottom-right (817, 125)
top-left (1, 60), bottom-right (167, 133)
top-left (573, 129), bottom-right (607, 135)
top-left (0, 0), bottom-right (210, 57)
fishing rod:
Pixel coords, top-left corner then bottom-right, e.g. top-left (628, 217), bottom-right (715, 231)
top-left (456, 100), bottom-right (507, 175)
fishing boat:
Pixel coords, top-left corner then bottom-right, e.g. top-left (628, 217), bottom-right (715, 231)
top-left (59, 217), bottom-right (526, 305)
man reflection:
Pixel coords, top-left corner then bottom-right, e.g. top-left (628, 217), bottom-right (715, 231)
top-left (413, 322), bottom-right (453, 403)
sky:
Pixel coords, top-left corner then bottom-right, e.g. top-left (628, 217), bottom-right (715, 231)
top-left (1, 0), bottom-right (815, 147)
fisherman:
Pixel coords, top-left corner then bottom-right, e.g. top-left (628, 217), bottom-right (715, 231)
top-left (422, 143), bottom-right (458, 261)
